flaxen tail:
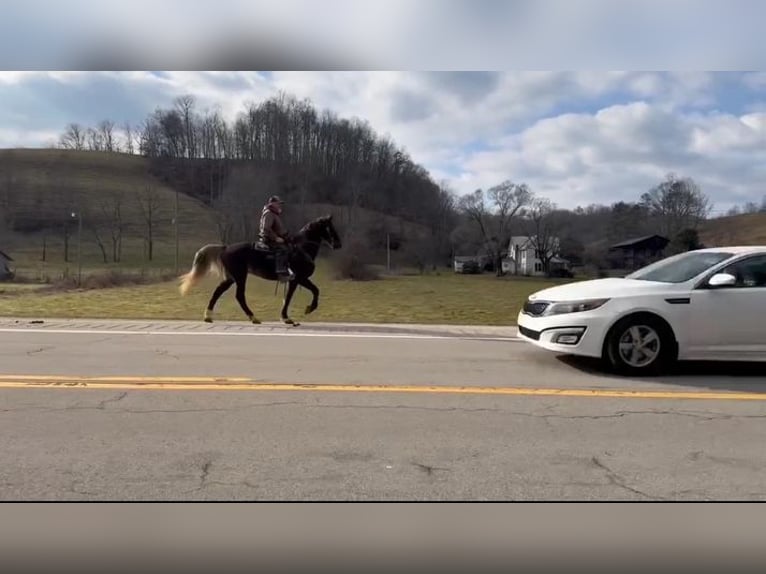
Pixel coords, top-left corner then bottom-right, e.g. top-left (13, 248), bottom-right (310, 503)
top-left (178, 244), bottom-right (226, 296)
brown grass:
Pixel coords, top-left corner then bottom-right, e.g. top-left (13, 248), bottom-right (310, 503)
top-left (0, 261), bottom-right (568, 325)
top-left (700, 213), bottom-right (766, 246)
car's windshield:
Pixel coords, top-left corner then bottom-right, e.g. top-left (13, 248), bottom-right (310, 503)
top-left (626, 251), bottom-right (734, 283)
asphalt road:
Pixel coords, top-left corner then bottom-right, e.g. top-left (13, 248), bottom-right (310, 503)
top-left (1, 318), bottom-right (765, 500)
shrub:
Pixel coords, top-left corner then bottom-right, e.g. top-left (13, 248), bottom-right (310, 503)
top-left (330, 238), bottom-right (380, 281)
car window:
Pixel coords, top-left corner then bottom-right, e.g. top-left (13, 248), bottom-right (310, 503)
top-left (627, 251), bottom-right (734, 283)
top-left (721, 255), bottom-right (766, 288)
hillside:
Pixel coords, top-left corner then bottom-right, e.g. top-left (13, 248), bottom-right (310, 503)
top-left (0, 149), bottom-right (220, 273)
top-left (0, 149), bottom-right (434, 278)
top-left (700, 212), bottom-right (766, 247)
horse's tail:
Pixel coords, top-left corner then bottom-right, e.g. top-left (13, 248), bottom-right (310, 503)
top-left (178, 244), bottom-right (226, 296)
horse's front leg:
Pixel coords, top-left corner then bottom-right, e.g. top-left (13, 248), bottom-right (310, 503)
top-left (280, 280), bottom-right (300, 326)
top-left (299, 278), bottom-right (320, 315)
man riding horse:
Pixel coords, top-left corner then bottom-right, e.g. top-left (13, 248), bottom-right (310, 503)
top-left (258, 195), bottom-right (295, 282)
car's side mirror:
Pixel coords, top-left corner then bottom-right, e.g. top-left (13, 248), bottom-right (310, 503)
top-left (708, 272), bottom-right (737, 288)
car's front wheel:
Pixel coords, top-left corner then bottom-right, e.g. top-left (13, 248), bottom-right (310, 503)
top-left (603, 315), bottom-right (677, 376)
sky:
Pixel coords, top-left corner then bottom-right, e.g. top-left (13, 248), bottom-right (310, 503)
top-left (1, 1), bottom-right (766, 214)
top-left (2, 70), bottom-right (765, 214)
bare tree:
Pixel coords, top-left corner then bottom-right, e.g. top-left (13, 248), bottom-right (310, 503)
top-left (137, 185), bottom-right (161, 261)
top-left (87, 215), bottom-right (109, 263)
top-left (524, 198), bottom-right (564, 275)
top-left (640, 174), bottom-right (712, 238)
top-left (59, 123), bottom-right (87, 150)
top-left (86, 127), bottom-right (104, 151)
top-left (458, 181), bottom-right (532, 276)
top-left (98, 120), bottom-right (117, 152)
top-left (743, 201), bottom-right (759, 214)
top-left (123, 122), bottom-right (135, 154)
top-left (98, 193), bottom-right (124, 262)
top-left (175, 95), bottom-right (197, 159)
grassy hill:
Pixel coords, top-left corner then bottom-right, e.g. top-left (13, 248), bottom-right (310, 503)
top-left (700, 212), bottom-right (766, 247)
top-left (0, 149), bottom-right (436, 281)
top-left (1, 149), bottom-right (220, 278)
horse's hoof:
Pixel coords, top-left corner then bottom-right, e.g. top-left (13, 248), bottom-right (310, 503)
top-left (304, 305), bottom-right (315, 315)
top-left (283, 318), bottom-right (299, 326)
top-left (250, 316), bottom-right (261, 325)
top-left (203, 317), bottom-right (213, 323)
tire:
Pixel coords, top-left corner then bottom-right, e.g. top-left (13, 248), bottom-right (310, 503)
top-left (603, 314), bottom-right (677, 376)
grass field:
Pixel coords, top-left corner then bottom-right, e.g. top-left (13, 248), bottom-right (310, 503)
top-left (700, 212), bottom-right (766, 246)
top-left (0, 263), bottom-right (566, 326)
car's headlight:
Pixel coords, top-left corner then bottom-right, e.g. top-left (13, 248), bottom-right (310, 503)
top-left (544, 298), bottom-right (610, 316)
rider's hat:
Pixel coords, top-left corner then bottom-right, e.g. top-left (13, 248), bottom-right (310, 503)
top-left (268, 195), bottom-right (284, 204)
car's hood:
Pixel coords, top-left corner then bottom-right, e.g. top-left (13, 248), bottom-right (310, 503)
top-left (528, 278), bottom-right (684, 302)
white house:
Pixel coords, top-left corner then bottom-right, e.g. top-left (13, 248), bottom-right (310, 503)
top-left (502, 236), bottom-right (567, 277)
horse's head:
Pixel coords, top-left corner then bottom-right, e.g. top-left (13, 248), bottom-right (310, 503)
top-left (318, 214), bottom-right (342, 250)
top-left (301, 214), bottom-right (342, 250)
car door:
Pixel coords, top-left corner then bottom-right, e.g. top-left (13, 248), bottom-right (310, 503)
top-left (688, 254), bottom-right (766, 358)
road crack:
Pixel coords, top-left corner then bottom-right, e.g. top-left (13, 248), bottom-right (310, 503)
top-left (199, 461), bottom-right (212, 487)
top-left (412, 462), bottom-right (451, 476)
top-left (97, 392), bottom-right (127, 410)
top-left (156, 349), bottom-right (180, 361)
top-left (590, 456), bottom-right (665, 500)
top-left (26, 346), bottom-right (53, 356)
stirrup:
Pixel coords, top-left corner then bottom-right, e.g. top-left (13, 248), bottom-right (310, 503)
top-left (277, 269), bottom-right (295, 282)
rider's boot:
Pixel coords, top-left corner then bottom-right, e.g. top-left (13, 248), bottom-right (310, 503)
top-left (275, 251), bottom-right (294, 282)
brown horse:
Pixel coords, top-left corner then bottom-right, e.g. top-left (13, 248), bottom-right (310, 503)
top-left (179, 215), bottom-right (342, 325)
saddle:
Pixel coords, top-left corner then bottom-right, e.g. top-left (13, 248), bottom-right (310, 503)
top-left (253, 240), bottom-right (294, 258)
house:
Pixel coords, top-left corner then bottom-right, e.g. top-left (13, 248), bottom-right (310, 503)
top-left (608, 235), bottom-right (669, 271)
top-left (502, 236), bottom-right (569, 277)
top-left (0, 250), bottom-right (14, 281)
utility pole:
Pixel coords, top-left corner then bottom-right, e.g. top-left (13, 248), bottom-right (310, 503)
top-left (386, 233), bottom-right (391, 273)
top-left (174, 188), bottom-right (179, 275)
top-left (72, 211), bottom-right (82, 286)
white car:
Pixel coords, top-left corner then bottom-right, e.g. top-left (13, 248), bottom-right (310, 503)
top-left (517, 246), bottom-right (766, 375)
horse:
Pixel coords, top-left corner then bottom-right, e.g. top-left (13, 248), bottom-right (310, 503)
top-left (178, 214), bottom-right (342, 326)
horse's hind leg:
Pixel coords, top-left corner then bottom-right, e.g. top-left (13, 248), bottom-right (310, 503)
top-left (204, 278), bottom-right (234, 322)
top-left (234, 274), bottom-right (260, 324)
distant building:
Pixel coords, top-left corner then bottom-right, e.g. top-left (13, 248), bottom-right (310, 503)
top-left (608, 235), bottom-right (669, 270)
top-left (502, 236), bottom-right (569, 277)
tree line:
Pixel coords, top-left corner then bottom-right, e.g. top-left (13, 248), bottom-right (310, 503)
top-left (48, 91), bottom-right (731, 275)
top-left (449, 172), bottom-right (715, 275)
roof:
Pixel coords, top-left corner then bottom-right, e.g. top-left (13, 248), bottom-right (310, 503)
top-left (609, 235), bottom-right (669, 249)
top-left (0, 250), bottom-right (12, 261)
top-left (509, 235), bottom-right (559, 248)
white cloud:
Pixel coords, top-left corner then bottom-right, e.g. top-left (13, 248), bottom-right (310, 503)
top-left (1, 71), bottom-right (765, 213)
top-left (457, 103), bottom-right (766, 211)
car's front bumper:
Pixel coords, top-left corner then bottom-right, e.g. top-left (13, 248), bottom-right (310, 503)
top-left (516, 309), bottom-right (611, 358)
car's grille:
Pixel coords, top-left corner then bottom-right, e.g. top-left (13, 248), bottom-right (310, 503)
top-left (522, 300), bottom-right (550, 316)
top-left (518, 325), bottom-right (540, 340)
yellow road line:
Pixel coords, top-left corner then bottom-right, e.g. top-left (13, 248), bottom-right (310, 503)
top-left (0, 375), bottom-right (253, 383)
top-left (0, 376), bottom-right (764, 401)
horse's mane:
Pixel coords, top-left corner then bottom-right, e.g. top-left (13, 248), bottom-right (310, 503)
top-left (299, 215), bottom-right (331, 235)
